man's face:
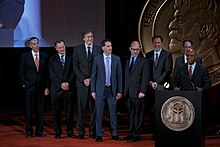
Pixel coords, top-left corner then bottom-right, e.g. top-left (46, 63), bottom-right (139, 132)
top-left (29, 39), bottom-right (39, 53)
top-left (102, 41), bottom-right (112, 56)
top-left (183, 41), bottom-right (192, 55)
top-left (55, 41), bottom-right (66, 54)
top-left (130, 42), bottom-right (140, 57)
top-left (152, 37), bottom-right (162, 52)
top-left (83, 32), bottom-right (94, 45)
top-left (186, 50), bottom-right (196, 65)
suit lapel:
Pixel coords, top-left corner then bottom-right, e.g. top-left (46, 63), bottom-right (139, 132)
top-left (100, 55), bottom-right (105, 73)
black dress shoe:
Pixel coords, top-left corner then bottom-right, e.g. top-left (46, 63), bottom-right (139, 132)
top-left (96, 136), bottom-right (102, 142)
top-left (112, 135), bottom-right (123, 141)
top-left (55, 134), bottom-right (61, 139)
top-left (35, 132), bottom-right (45, 137)
top-left (216, 129), bottom-right (220, 135)
top-left (78, 134), bottom-right (85, 139)
top-left (130, 136), bottom-right (140, 142)
top-left (122, 135), bottom-right (133, 140)
top-left (89, 135), bottom-right (96, 139)
top-left (26, 135), bottom-right (32, 138)
top-left (26, 132), bottom-right (33, 138)
top-left (67, 133), bottom-right (75, 138)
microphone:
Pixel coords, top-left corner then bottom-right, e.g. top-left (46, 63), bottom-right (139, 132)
top-left (163, 82), bottom-right (170, 89)
top-left (180, 72), bottom-right (196, 91)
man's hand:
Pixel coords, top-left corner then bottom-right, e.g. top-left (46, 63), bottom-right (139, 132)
top-left (84, 78), bottom-right (91, 87)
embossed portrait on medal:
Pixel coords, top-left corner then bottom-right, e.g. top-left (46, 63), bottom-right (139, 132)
top-left (168, 0), bottom-right (220, 86)
top-left (139, 0), bottom-right (220, 86)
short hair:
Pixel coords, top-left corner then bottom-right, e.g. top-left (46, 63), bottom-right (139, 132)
top-left (152, 35), bottom-right (163, 42)
top-left (29, 36), bottom-right (39, 42)
top-left (101, 39), bottom-right (112, 47)
top-left (183, 39), bottom-right (193, 47)
top-left (54, 39), bottom-right (65, 46)
top-left (82, 29), bottom-right (94, 38)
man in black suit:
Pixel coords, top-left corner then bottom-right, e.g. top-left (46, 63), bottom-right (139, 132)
top-left (145, 35), bottom-right (173, 138)
top-left (90, 39), bottom-right (123, 142)
top-left (19, 37), bottom-right (49, 138)
top-left (173, 39), bottom-right (202, 78)
top-left (123, 41), bottom-right (150, 142)
top-left (49, 39), bottom-right (75, 139)
top-left (173, 49), bottom-right (211, 91)
top-left (73, 30), bottom-right (102, 139)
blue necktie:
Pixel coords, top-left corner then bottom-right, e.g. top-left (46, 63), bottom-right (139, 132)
top-left (129, 56), bottom-right (134, 74)
top-left (105, 57), bottom-right (111, 86)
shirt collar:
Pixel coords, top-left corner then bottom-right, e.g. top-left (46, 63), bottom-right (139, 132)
top-left (154, 48), bottom-right (162, 55)
top-left (32, 50), bottom-right (39, 56)
top-left (103, 53), bottom-right (111, 59)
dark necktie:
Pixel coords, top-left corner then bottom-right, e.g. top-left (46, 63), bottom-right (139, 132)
top-left (189, 65), bottom-right (192, 79)
top-left (155, 53), bottom-right (158, 65)
top-left (129, 57), bottom-right (134, 73)
top-left (60, 54), bottom-right (65, 68)
top-left (87, 46), bottom-right (92, 60)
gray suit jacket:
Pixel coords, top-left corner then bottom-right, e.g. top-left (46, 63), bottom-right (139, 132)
top-left (90, 54), bottom-right (122, 97)
top-left (124, 55), bottom-right (150, 98)
top-left (73, 44), bottom-right (102, 87)
top-left (145, 49), bottom-right (173, 85)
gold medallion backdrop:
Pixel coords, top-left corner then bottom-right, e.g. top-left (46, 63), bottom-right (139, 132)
top-left (138, 0), bottom-right (220, 86)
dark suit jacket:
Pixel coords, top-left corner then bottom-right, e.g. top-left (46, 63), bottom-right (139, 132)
top-left (90, 54), bottom-right (122, 97)
top-left (73, 44), bottom-right (102, 87)
top-left (19, 51), bottom-right (49, 93)
top-left (173, 55), bottom-right (202, 78)
top-left (49, 53), bottom-right (75, 97)
top-left (145, 49), bottom-right (173, 85)
top-left (173, 63), bottom-right (211, 91)
top-left (124, 55), bottom-right (150, 98)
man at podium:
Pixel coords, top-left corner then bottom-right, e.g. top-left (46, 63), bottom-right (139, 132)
top-left (173, 49), bottom-right (211, 91)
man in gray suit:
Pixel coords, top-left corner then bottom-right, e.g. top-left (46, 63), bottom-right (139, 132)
top-left (123, 41), bottom-right (150, 142)
top-left (145, 35), bottom-right (173, 138)
top-left (73, 30), bottom-right (102, 139)
top-left (90, 39), bottom-right (123, 142)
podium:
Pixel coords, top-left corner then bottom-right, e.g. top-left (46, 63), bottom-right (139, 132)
top-left (155, 90), bottom-right (204, 147)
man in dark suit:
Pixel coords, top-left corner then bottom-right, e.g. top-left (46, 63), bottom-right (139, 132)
top-left (49, 39), bottom-right (75, 139)
top-left (90, 39), bottom-right (123, 142)
top-left (145, 35), bottom-right (173, 138)
top-left (173, 39), bottom-right (202, 78)
top-left (73, 30), bottom-right (102, 139)
top-left (123, 41), bottom-right (150, 142)
top-left (19, 37), bottom-right (49, 138)
top-left (173, 49), bottom-right (211, 91)
top-left (145, 35), bottom-right (173, 88)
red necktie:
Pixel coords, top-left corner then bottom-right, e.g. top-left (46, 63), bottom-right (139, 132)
top-left (35, 53), bottom-right (39, 72)
top-left (188, 65), bottom-right (192, 79)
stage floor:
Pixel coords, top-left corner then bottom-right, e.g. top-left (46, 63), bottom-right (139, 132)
top-left (1, 107), bottom-right (220, 147)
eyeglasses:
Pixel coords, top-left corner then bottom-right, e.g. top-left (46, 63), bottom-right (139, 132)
top-left (131, 48), bottom-right (140, 51)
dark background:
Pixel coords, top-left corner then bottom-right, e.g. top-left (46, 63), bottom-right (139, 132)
top-left (1, 0), bottom-right (220, 125)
